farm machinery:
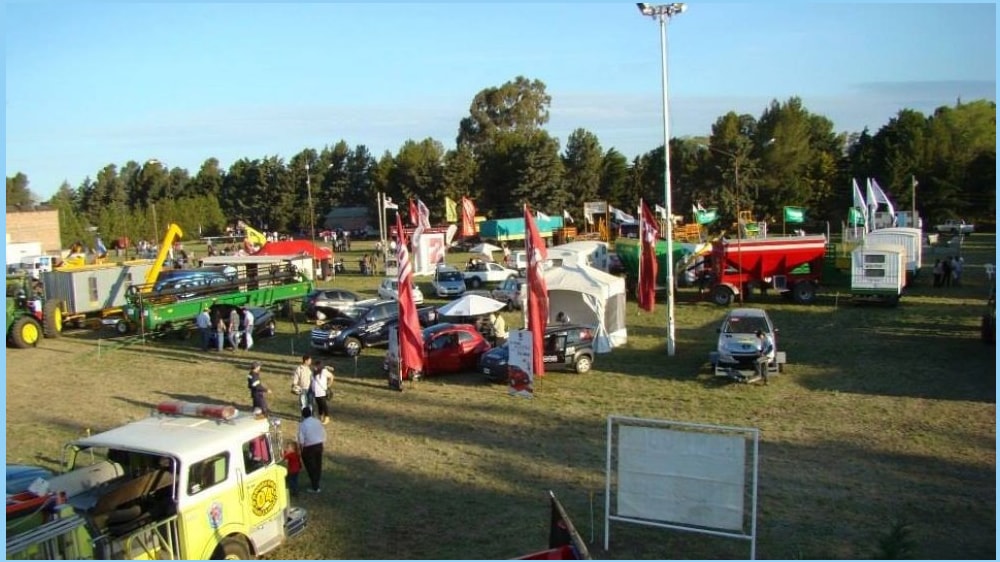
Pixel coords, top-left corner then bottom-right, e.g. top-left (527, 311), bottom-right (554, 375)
top-left (705, 235), bottom-right (828, 306)
top-left (6, 274), bottom-right (63, 348)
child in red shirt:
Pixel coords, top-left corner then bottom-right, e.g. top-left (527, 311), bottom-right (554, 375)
top-left (282, 441), bottom-right (302, 497)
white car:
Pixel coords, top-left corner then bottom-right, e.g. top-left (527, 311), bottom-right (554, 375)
top-left (377, 277), bottom-right (424, 305)
top-left (710, 308), bottom-right (784, 378)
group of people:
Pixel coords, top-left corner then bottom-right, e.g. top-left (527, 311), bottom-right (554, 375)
top-left (932, 256), bottom-right (964, 288)
top-left (245, 354), bottom-right (333, 496)
top-left (196, 306), bottom-right (256, 352)
top-left (359, 253), bottom-right (380, 276)
top-left (474, 311), bottom-right (508, 346)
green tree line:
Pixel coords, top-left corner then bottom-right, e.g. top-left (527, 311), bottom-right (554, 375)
top-left (6, 76), bottom-right (995, 249)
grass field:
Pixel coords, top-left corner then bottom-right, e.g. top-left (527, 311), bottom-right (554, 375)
top-left (5, 235), bottom-right (995, 559)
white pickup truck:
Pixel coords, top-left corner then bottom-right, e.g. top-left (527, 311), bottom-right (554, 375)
top-left (935, 219), bottom-right (975, 235)
top-left (463, 261), bottom-right (519, 288)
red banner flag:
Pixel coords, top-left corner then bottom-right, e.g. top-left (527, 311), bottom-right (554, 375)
top-left (395, 212), bottom-right (424, 379)
top-left (638, 199), bottom-right (660, 312)
top-left (408, 199), bottom-right (419, 227)
top-left (524, 204), bottom-right (549, 378)
top-left (460, 197), bottom-right (477, 238)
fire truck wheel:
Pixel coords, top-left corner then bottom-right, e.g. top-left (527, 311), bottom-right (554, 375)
top-left (711, 285), bottom-right (734, 306)
top-left (791, 282), bottom-right (816, 304)
top-left (43, 299), bottom-right (64, 337)
top-left (214, 536), bottom-right (251, 560)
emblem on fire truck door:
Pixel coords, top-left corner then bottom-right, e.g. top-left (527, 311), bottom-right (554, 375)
top-left (251, 479), bottom-right (279, 516)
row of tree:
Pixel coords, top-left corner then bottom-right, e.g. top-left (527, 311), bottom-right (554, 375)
top-left (6, 76), bottom-right (995, 249)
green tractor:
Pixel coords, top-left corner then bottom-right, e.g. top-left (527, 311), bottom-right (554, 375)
top-left (6, 274), bottom-right (62, 348)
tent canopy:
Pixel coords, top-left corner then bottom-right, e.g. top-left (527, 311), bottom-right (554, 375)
top-left (544, 264), bottom-right (627, 352)
top-left (257, 240), bottom-right (333, 260)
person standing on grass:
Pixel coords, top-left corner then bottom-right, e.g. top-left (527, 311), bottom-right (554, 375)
top-left (196, 307), bottom-right (212, 351)
top-left (228, 308), bottom-right (241, 351)
top-left (215, 313), bottom-right (226, 352)
top-left (489, 312), bottom-right (508, 347)
top-left (291, 355), bottom-right (314, 412)
top-left (282, 441), bottom-right (302, 497)
top-left (297, 407), bottom-right (326, 493)
top-left (311, 361), bottom-right (335, 425)
top-left (242, 307), bottom-right (255, 351)
top-left (247, 361), bottom-right (271, 415)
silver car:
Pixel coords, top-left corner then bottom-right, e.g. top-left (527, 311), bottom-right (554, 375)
top-left (491, 277), bottom-right (526, 310)
top-left (432, 266), bottom-right (467, 298)
top-left (711, 308), bottom-right (780, 376)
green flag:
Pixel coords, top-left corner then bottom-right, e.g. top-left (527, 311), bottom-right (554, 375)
top-left (848, 207), bottom-right (865, 226)
top-left (695, 208), bottom-right (718, 225)
top-left (784, 206), bottom-right (805, 224)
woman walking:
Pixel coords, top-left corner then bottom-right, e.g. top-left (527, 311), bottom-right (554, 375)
top-left (311, 361), bottom-right (335, 425)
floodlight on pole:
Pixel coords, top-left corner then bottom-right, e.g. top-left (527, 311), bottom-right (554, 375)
top-left (637, 2), bottom-right (685, 357)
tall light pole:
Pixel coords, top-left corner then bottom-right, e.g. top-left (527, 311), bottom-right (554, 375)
top-left (305, 162), bottom-right (316, 244)
top-left (637, 2), bottom-right (685, 357)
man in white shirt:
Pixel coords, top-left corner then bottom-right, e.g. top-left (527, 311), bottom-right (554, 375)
top-left (242, 307), bottom-right (255, 351)
top-left (196, 308), bottom-right (212, 351)
top-left (297, 407), bottom-right (326, 493)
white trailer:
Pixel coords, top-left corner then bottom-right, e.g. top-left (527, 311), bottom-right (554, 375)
top-left (867, 227), bottom-right (922, 284)
top-left (851, 242), bottom-right (906, 305)
top-left (547, 240), bottom-right (610, 271)
top-left (6, 242), bottom-right (43, 266)
top-left (41, 261), bottom-right (156, 327)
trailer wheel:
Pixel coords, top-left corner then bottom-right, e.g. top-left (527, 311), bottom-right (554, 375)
top-left (42, 300), bottom-right (64, 337)
top-left (213, 536), bottom-right (251, 560)
top-left (712, 285), bottom-right (734, 306)
top-left (791, 282), bottom-right (817, 304)
top-left (10, 316), bottom-right (42, 348)
top-left (115, 319), bottom-right (132, 336)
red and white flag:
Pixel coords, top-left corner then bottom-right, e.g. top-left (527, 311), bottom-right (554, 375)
top-left (524, 204), bottom-right (549, 379)
top-left (637, 199), bottom-right (660, 312)
top-left (413, 198), bottom-right (431, 242)
top-left (408, 199), bottom-right (419, 227)
top-left (460, 197), bottom-right (477, 238)
top-left (395, 212), bottom-right (424, 380)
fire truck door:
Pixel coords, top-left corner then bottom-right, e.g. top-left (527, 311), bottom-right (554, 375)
top-left (240, 435), bottom-right (284, 548)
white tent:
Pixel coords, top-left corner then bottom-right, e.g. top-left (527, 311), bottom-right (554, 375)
top-left (544, 263), bottom-right (627, 353)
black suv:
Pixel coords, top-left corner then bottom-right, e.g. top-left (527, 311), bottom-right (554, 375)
top-left (310, 299), bottom-right (438, 356)
top-left (479, 324), bottom-right (596, 382)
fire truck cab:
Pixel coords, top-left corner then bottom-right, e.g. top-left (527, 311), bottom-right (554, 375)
top-left (7, 401), bottom-right (307, 560)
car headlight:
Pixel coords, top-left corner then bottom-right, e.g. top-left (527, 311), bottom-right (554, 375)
top-left (328, 329), bottom-right (342, 338)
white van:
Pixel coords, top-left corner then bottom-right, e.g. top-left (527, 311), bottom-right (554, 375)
top-left (20, 255), bottom-right (57, 280)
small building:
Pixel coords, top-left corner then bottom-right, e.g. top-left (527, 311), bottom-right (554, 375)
top-left (6, 209), bottom-right (61, 255)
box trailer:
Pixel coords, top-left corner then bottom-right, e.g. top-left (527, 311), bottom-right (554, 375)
top-left (851, 242), bottom-right (906, 305)
top-left (478, 216), bottom-right (564, 242)
top-left (41, 262), bottom-right (155, 327)
top-left (867, 227), bottom-right (922, 284)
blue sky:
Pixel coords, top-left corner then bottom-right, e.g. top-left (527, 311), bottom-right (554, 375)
top-left (5, 2), bottom-right (996, 200)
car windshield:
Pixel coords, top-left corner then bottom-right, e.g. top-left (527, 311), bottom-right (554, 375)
top-left (439, 272), bottom-right (463, 281)
top-left (723, 315), bottom-right (769, 334)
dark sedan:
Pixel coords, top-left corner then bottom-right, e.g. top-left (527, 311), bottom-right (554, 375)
top-left (303, 289), bottom-right (373, 321)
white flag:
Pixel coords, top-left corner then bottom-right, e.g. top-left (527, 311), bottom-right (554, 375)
top-left (536, 210), bottom-right (551, 221)
top-left (562, 209), bottom-right (574, 223)
top-left (870, 178), bottom-right (895, 219)
top-left (851, 179), bottom-right (866, 211)
top-left (383, 196), bottom-right (399, 210)
top-left (654, 204), bottom-right (667, 219)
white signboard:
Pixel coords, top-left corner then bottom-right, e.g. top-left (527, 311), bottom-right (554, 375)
top-left (507, 329), bottom-right (534, 397)
top-left (618, 426), bottom-right (745, 531)
top-left (414, 232), bottom-right (446, 275)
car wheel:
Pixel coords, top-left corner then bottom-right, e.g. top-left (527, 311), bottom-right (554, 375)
top-left (469, 277), bottom-right (482, 289)
top-left (344, 337), bottom-right (362, 357)
top-left (712, 285), bottom-right (734, 306)
top-left (115, 319), bottom-right (132, 335)
top-left (574, 355), bottom-right (592, 374)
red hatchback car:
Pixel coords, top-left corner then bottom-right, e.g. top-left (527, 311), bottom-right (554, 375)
top-left (384, 323), bottom-right (492, 378)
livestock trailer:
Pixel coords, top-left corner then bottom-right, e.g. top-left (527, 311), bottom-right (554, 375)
top-left (867, 227), bottom-right (922, 284)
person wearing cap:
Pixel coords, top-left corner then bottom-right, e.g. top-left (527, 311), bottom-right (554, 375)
top-left (247, 362), bottom-right (271, 414)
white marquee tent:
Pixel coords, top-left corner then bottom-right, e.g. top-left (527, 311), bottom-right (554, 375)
top-left (544, 263), bottom-right (627, 353)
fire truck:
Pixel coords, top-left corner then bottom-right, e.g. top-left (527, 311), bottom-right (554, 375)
top-left (706, 235), bottom-right (828, 306)
top-left (6, 401), bottom-right (307, 559)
